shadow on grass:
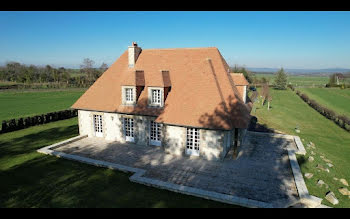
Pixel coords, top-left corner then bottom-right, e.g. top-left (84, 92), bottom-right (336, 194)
top-left (0, 151), bottom-right (235, 208)
top-left (0, 122), bottom-right (234, 208)
top-left (296, 156), bottom-right (308, 170)
top-left (247, 116), bottom-right (275, 133)
top-left (0, 125), bottom-right (79, 157)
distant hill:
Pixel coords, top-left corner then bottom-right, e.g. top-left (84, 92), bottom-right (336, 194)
top-left (246, 67), bottom-right (350, 75)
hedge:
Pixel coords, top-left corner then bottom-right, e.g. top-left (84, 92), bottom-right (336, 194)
top-left (295, 90), bottom-right (350, 132)
top-left (0, 109), bottom-right (78, 134)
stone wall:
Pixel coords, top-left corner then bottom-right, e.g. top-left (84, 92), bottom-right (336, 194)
top-left (78, 110), bottom-right (94, 137)
top-left (78, 110), bottom-right (233, 161)
top-left (200, 129), bottom-right (226, 161)
top-left (163, 125), bottom-right (187, 156)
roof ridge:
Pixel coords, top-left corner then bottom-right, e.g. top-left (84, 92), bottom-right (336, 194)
top-left (142, 47), bottom-right (218, 51)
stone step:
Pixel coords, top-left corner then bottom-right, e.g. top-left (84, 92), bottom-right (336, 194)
top-left (300, 195), bottom-right (323, 208)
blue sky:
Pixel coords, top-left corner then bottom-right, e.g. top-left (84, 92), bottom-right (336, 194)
top-left (1, 11), bottom-right (350, 69)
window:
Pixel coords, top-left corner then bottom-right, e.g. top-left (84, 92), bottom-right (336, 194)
top-left (124, 118), bottom-right (134, 142)
top-left (125, 88), bottom-right (134, 102)
top-left (186, 128), bottom-right (200, 156)
top-left (150, 121), bottom-right (162, 146)
top-left (151, 89), bottom-right (161, 105)
top-left (148, 87), bottom-right (163, 107)
top-left (93, 115), bottom-right (103, 137)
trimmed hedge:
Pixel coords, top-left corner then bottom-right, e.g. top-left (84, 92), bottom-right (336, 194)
top-left (0, 109), bottom-right (78, 134)
top-left (295, 90), bottom-right (350, 132)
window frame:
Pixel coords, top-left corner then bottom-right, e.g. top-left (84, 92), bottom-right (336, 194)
top-left (122, 86), bottom-right (136, 105)
top-left (93, 114), bottom-right (103, 137)
top-left (148, 87), bottom-right (164, 107)
top-left (186, 128), bottom-right (200, 156)
top-left (149, 120), bottom-right (162, 146)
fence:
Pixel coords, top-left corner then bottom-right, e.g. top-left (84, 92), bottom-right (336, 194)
top-left (1, 109), bottom-right (78, 134)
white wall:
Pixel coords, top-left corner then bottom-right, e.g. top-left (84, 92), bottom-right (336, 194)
top-left (78, 110), bottom-right (229, 160)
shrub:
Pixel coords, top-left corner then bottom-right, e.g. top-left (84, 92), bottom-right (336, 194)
top-left (17, 118), bottom-right (24, 128)
top-left (8, 119), bottom-right (17, 131)
top-left (1, 121), bottom-right (7, 133)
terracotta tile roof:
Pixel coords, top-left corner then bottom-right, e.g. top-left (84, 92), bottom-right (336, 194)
top-left (230, 73), bottom-right (249, 86)
top-left (72, 46), bottom-right (251, 129)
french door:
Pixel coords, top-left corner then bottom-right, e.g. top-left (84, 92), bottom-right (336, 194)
top-left (150, 121), bottom-right (162, 146)
top-left (93, 115), bottom-right (103, 137)
top-left (186, 128), bottom-right (200, 156)
top-left (124, 118), bottom-right (134, 142)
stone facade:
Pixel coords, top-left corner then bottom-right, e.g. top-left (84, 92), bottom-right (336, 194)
top-left (78, 110), bottom-right (246, 161)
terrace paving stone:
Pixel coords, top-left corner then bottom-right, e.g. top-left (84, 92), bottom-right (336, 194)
top-left (54, 132), bottom-right (299, 204)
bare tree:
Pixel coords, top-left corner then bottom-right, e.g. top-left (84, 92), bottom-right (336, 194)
top-left (261, 82), bottom-right (270, 107)
top-left (80, 58), bottom-right (95, 83)
top-left (99, 62), bottom-right (108, 73)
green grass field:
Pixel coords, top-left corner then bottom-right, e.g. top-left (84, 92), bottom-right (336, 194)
top-left (253, 73), bottom-right (329, 87)
top-left (0, 89), bottom-right (86, 121)
top-left (298, 88), bottom-right (350, 118)
top-left (252, 89), bottom-right (350, 207)
top-left (0, 118), bottom-right (236, 208)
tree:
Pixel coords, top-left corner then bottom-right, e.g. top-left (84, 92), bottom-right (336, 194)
top-left (261, 82), bottom-right (270, 106)
top-left (230, 65), bottom-right (253, 84)
top-left (99, 63), bottom-right (108, 73)
top-left (80, 58), bottom-right (95, 83)
top-left (274, 68), bottom-right (288, 90)
top-left (328, 74), bottom-right (337, 87)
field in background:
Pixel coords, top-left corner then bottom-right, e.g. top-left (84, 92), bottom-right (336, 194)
top-left (298, 88), bottom-right (350, 118)
top-left (0, 89), bottom-right (85, 121)
top-left (251, 88), bottom-right (350, 207)
top-left (253, 73), bottom-right (329, 87)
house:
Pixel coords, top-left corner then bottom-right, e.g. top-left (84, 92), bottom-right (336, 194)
top-left (230, 73), bottom-right (249, 103)
top-left (71, 42), bottom-right (252, 161)
top-left (334, 73), bottom-right (345, 85)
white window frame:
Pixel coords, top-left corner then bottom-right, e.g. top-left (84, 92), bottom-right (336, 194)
top-left (151, 89), bottom-right (161, 105)
top-left (122, 86), bottom-right (136, 105)
top-left (186, 128), bottom-right (200, 156)
top-left (149, 120), bottom-right (162, 146)
top-left (148, 87), bottom-right (163, 107)
top-left (123, 117), bottom-right (135, 142)
top-left (125, 88), bottom-right (134, 102)
top-left (93, 114), bottom-right (103, 137)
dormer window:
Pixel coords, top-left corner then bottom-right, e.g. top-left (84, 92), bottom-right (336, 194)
top-left (122, 86), bottom-right (136, 105)
top-left (148, 87), bottom-right (164, 107)
top-left (151, 89), bottom-right (161, 105)
top-left (125, 88), bottom-right (134, 102)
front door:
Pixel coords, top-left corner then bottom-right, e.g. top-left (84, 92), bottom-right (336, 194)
top-left (186, 128), bottom-right (200, 156)
top-left (150, 121), bottom-right (162, 146)
top-left (124, 118), bottom-right (134, 142)
top-left (93, 115), bottom-right (103, 137)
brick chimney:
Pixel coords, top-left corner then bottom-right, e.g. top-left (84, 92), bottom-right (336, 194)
top-left (128, 42), bottom-right (142, 68)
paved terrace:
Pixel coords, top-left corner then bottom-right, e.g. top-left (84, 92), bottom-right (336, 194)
top-left (51, 131), bottom-right (300, 207)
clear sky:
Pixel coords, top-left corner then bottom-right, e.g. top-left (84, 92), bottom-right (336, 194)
top-left (1, 11), bottom-right (350, 69)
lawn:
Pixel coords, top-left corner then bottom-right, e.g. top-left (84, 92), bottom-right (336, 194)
top-left (298, 87), bottom-right (350, 118)
top-left (0, 118), bottom-right (236, 208)
top-left (251, 88), bottom-right (350, 207)
top-left (253, 73), bottom-right (329, 87)
top-left (0, 89), bottom-right (86, 121)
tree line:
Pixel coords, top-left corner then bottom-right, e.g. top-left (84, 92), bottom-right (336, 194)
top-left (0, 58), bottom-right (108, 88)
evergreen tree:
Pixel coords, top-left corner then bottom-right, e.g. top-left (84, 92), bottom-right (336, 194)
top-left (274, 68), bottom-right (288, 90)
